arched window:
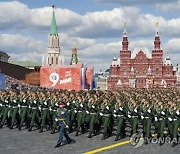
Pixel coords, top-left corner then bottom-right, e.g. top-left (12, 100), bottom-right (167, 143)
top-left (56, 58), bottom-right (58, 65)
top-left (156, 68), bottom-right (159, 74)
top-left (123, 69), bottom-right (127, 75)
top-left (51, 58), bottom-right (53, 64)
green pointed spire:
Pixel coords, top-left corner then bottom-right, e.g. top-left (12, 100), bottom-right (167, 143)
top-left (50, 6), bottom-right (58, 35)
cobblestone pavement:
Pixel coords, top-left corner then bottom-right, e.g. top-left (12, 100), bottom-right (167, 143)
top-left (0, 127), bottom-right (179, 154)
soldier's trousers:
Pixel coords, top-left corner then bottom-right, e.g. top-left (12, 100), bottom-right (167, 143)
top-left (1, 107), bottom-right (9, 124)
top-left (40, 109), bottom-right (49, 128)
top-left (143, 118), bottom-right (152, 137)
top-left (9, 107), bottom-right (19, 126)
top-left (57, 122), bottom-right (71, 145)
top-left (130, 117), bottom-right (138, 135)
top-left (51, 111), bottom-right (57, 129)
top-left (19, 107), bottom-right (28, 126)
top-left (171, 119), bottom-right (179, 139)
top-left (77, 111), bottom-right (85, 132)
top-left (89, 114), bottom-right (96, 132)
top-left (30, 109), bottom-right (39, 127)
top-left (116, 116), bottom-right (125, 136)
top-left (156, 119), bottom-right (166, 138)
top-left (70, 111), bottom-right (77, 129)
top-left (102, 116), bottom-right (111, 136)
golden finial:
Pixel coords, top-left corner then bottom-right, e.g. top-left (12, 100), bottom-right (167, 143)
top-left (72, 40), bottom-right (76, 49)
top-left (124, 21), bottom-right (127, 32)
top-left (156, 21), bottom-right (159, 35)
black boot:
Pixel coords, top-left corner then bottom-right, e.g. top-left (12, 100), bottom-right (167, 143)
top-left (115, 135), bottom-right (119, 141)
top-left (28, 126), bottom-right (32, 132)
top-left (0, 123), bottom-right (3, 128)
top-left (51, 129), bottom-right (56, 134)
top-left (101, 134), bottom-right (106, 140)
top-left (10, 124), bottom-right (14, 129)
top-left (55, 143), bottom-right (61, 148)
top-left (39, 128), bottom-right (43, 133)
top-left (18, 124), bottom-right (22, 131)
top-left (75, 131), bottom-right (79, 136)
top-left (144, 137), bottom-right (148, 144)
top-left (88, 132), bottom-right (92, 138)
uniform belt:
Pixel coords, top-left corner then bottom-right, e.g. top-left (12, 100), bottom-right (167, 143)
top-left (67, 110), bottom-right (71, 111)
top-left (12, 106), bottom-right (18, 108)
top-left (21, 106), bottom-right (27, 108)
top-left (131, 115), bottom-right (138, 118)
top-left (173, 119), bottom-right (177, 121)
top-left (159, 118), bottom-right (164, 120)
top-left (145, 117), bottom-right (150, 119)
top-left (52, 110), bottom-right (57, 112)
top-left (90, 113), bottom-right (96, 115)
top-left (78, 111), bottom-right (82, 112)
top-left (42, 108), bottom-right (48, 110)
top-left (31, 107), bottom-right (37, 109)
top-left (103, 114), bottom-right (110, 116)
top-left (58, 118), bottom-right (65, 121)
top-left (117, 115), bottom-right (123, 117)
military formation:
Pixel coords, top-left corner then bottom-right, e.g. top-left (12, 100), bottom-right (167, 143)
top-left (0, 88), bottom-right (179, 147)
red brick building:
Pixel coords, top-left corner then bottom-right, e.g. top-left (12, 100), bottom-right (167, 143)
top-left (108, 25), bottom-right (176, 90)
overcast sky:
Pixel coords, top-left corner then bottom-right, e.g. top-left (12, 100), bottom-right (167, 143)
top-left (0, 0), bottom-right (179, 72)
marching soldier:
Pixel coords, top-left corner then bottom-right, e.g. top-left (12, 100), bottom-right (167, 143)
top-left (54, 101), bottom-right (75, 148)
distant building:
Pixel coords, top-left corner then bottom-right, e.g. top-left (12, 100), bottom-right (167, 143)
top-left (0, 51), bottom-right (10, 63)
top-left (108, 23), bottom-right (176, 89)
top-left (42, 6), bottom-right (64, 67)
top-left (70, 42), bottom-right (78, 65)
top-left (177, 64), bottom-right (180, 82)
top-left (9, 60), bottom-right (41, 69)
top-left (94, 70), bottom-right (109, 90)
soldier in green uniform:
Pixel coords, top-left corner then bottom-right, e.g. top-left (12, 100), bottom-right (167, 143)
top-left (127, 98), bottom-right (139, 136)
top-left (167, 103), bottom-right (179, 147)
top-left (113, 99), bottom-right (126, 141)
top-left (154, 101), bottom-right (166, 145)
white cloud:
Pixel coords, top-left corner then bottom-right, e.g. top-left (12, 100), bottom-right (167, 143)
top-left (96, 0), bottom-right (177, 5)
top-left (0, 1), bottom-right (180, 39)
top-left (156, 0), bottom-right (180, 12)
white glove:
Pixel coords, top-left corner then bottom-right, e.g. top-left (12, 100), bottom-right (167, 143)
top-left (128, 115), bottom-right (131, 118)
top-left (74, 110), bottom-right (77, 113)
top-left (114, 114), bottom-right (117, 117)
top-left (147, 109), bottom-right (151, 113)
top-left (49, 108), bottom-right (52, 111)
top-left (13, 100), bottom-right (16, 103)
top-left (5, 100), bottom-right (8, 103)
top-left (86, 111), bottom-right (89, 114)
top-left (0, 104), bottom-right (2, 107)
top-left (39, 107), bottom-right (41, 110)
top-left (161, 111), bottom-right (165, 115)
top-left (73, 100), bottom-right (75, 104)
top-left (134, 109), bottom-right (137, 113)
top-left (176, 110), bottom-right (179, 115)
top-left (67, 102), bottom-right (70, 106)
top-left (155, 117), bottom-right (158, 121)
top-left (65, 125), bottom-right (69, 129)
top-left (114, 110), bottom-right (116, 113)
top-left (141, 115), bottom-right (144, 119)
top-left (55, 103), bottom-right (58, 107)
top-left (34, 100), bottom-right (36, 104)
top-left (55, 118), bottom-right (58, 122)
top-left (100, 113), bottom-right (103, 116)
top-left (29, 105), bottom-right (31, 108)
top-left (119, 107), bottom-right (123, 111)
top-left (92, 105), bottom-right (95, 109)
top-left (80, 104), bottom-right (83, 107)
top-left (106, 106), bottom-right (109, 110)
top-left (18, 104), bottom-right (20, 108)
top-left (44, 102), bottom-right (47, 105)
top-left (8, 105), bottom-right (11, 108)
top-left (168, 117), bottom-right (172, 121)
top-left (23, 99), bottom-right (26, 103)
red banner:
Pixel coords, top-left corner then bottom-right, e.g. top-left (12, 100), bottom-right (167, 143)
top-left (40, 65), bottom-right (82, 91)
